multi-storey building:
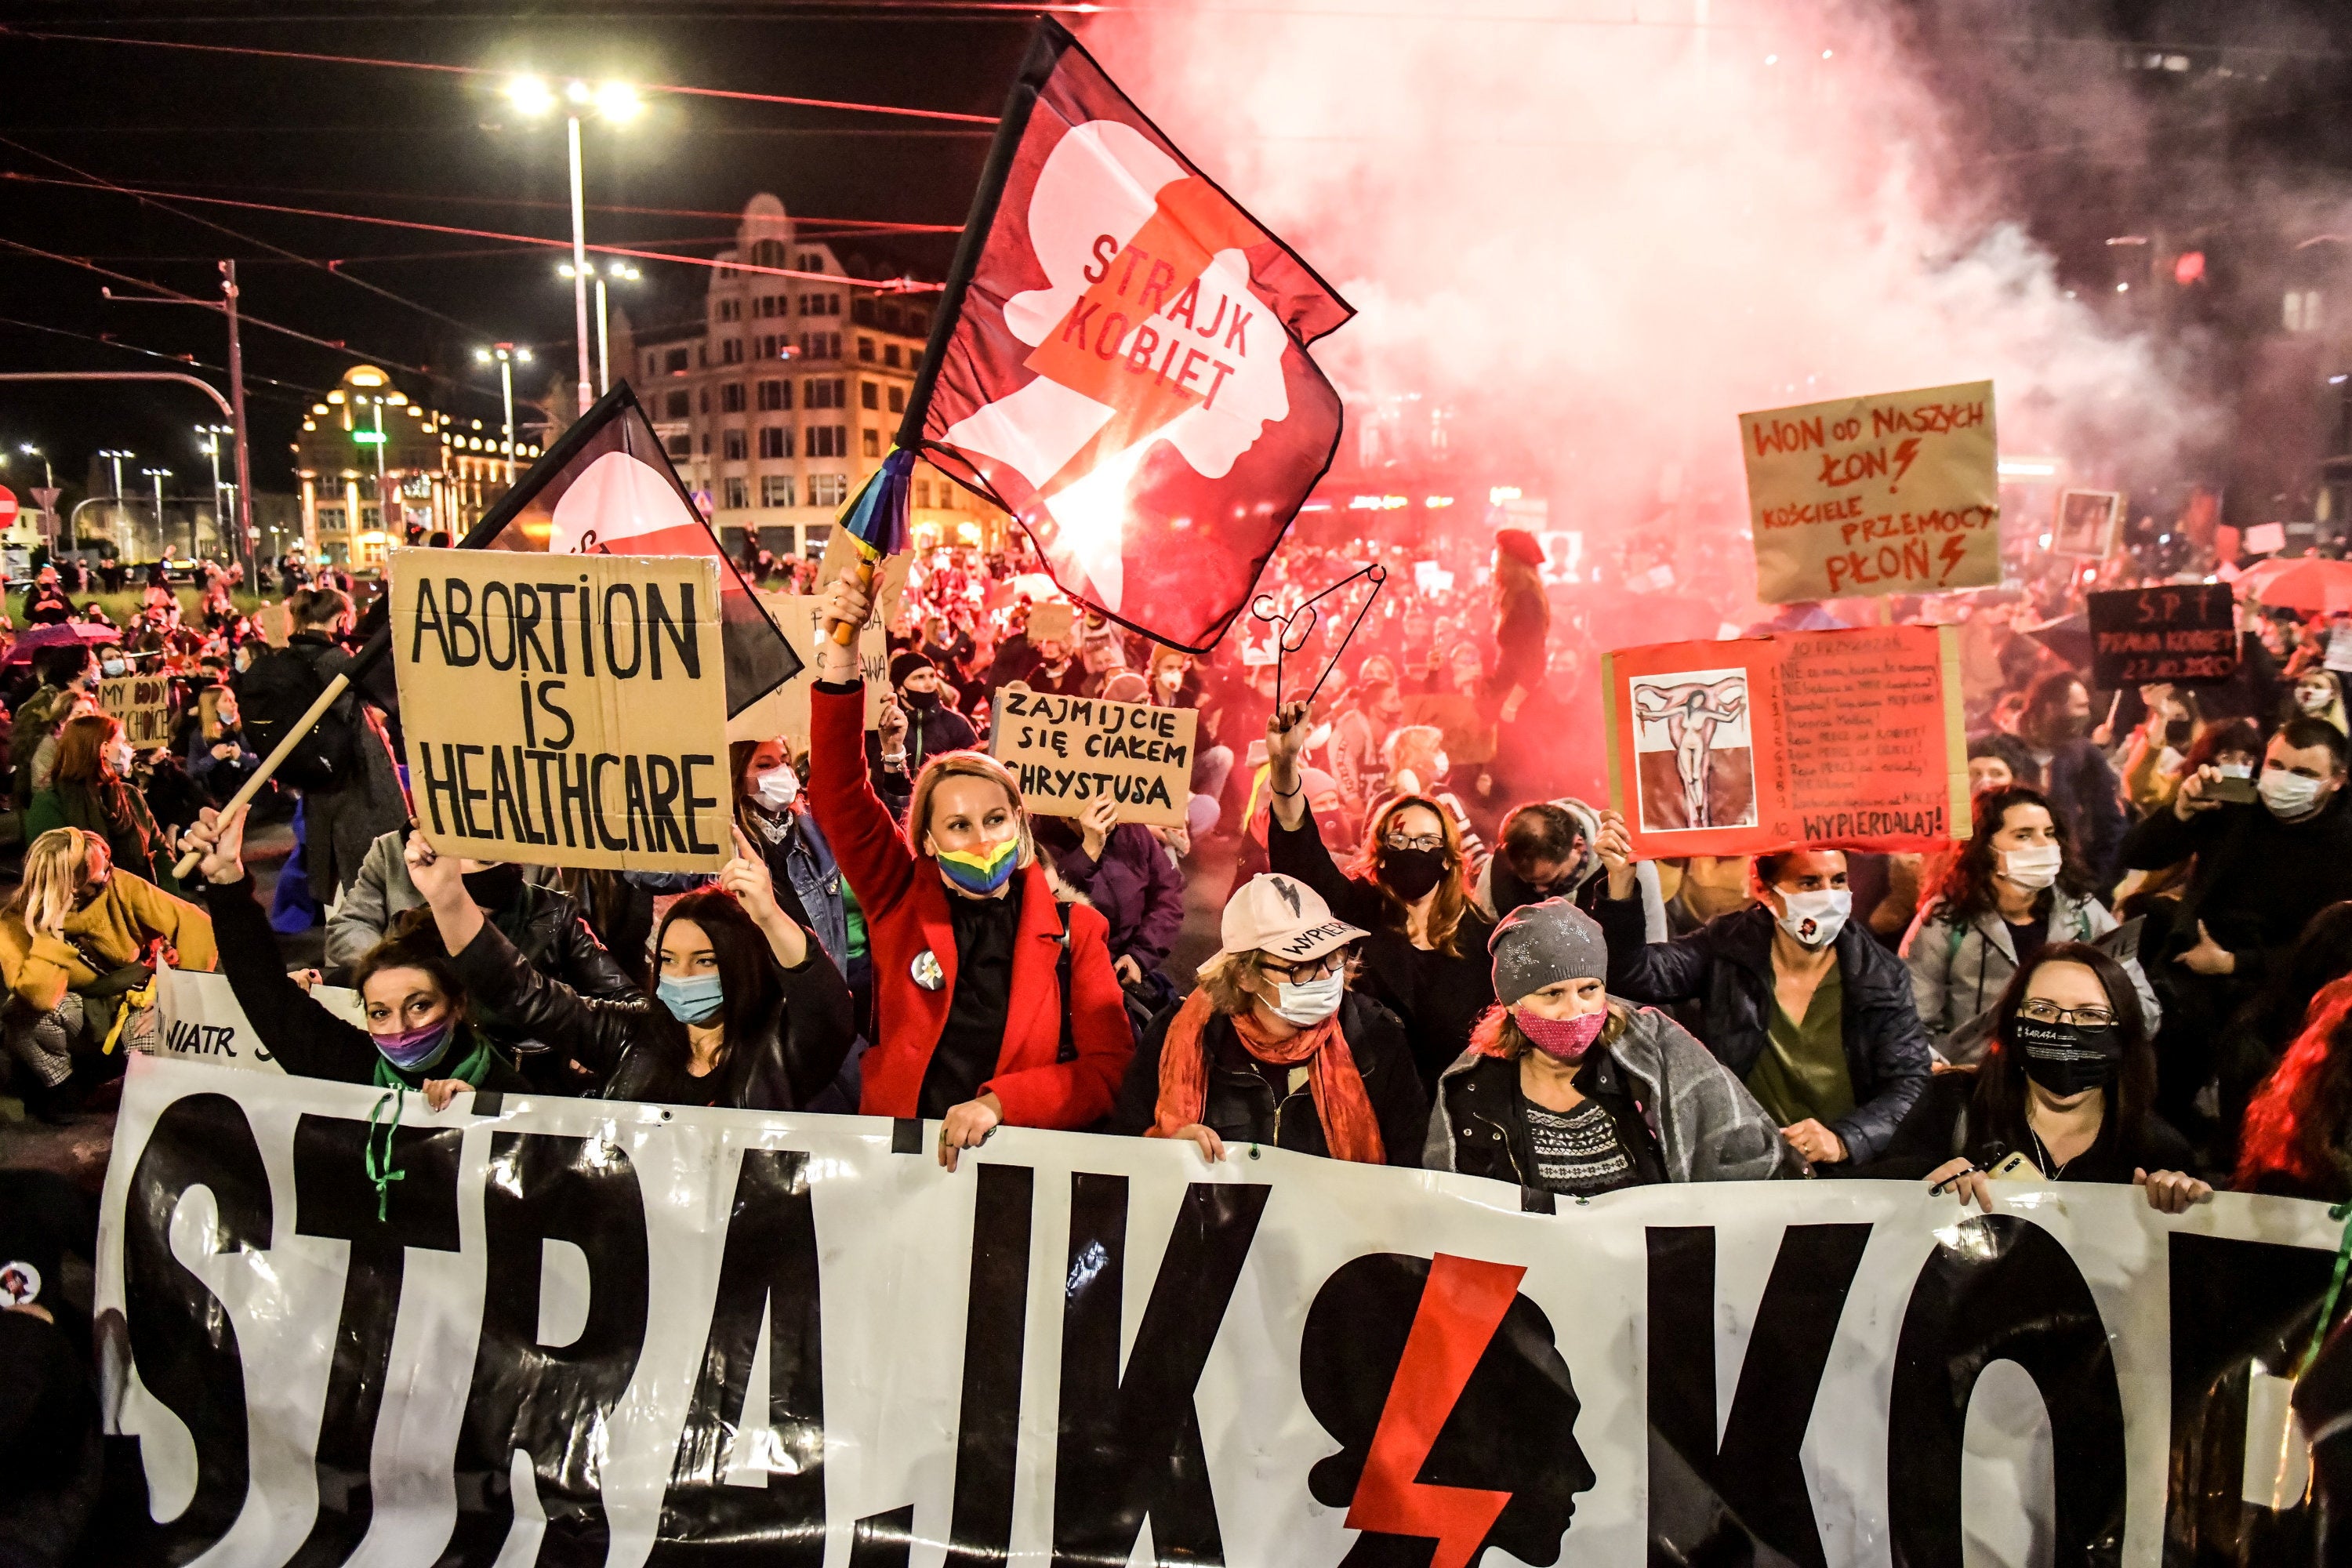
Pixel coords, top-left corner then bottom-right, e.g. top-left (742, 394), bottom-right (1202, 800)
top-left (292, 363), bottom-right (542, 569)
top-left (622, 194), bottom-right (1009, 561)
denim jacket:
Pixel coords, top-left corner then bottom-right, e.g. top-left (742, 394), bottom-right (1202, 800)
top-left (624, 804), bottom-right (851, 977)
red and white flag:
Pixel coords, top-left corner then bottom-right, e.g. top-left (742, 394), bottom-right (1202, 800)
top-left (906, 19), bottom-right (1353, 653)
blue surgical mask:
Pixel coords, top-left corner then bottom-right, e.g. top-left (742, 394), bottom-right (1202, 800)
top-left (656, 971), bottom-right (726, 1024)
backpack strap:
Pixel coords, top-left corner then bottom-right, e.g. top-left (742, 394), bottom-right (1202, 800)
top-left (1053, 897), bottom-right (1076, 1065)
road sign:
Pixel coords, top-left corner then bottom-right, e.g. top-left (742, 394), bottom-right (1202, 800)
top-left (28, 487), bottom-right (58, 514)
top-left (0, 486), bottom-right (18, 527)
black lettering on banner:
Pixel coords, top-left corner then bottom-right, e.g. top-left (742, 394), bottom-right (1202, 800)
top-left (122, 1093), bottom-right (274, 1561)
top-left (848, 1505), bottom-right (916, 1568)
top-left (481, 581), bottom-right (517, 670)
top-left (1645, 1223), bottom-right (1872, 1568)
top-left (445, 578), bottom-right (481, 666)
top-left (536, 681), bottom-right (575, 750)
top-left (605, 585), bottom-right (643, 678)
top-left (1054, 1174), bottom-right (1269, 1566)
top-left (514, 584), bottom-right (552, 673)
top-left (2165, 1233), bottom-right (2341, 1562)
top-left (285, 1112), bottom-right (463, 1568)
top-left (435, 1131), bottom-right (651, 1568)
top-left (412, 576), bottom-right (448, 666)
top-left (591, 756), bottom-right (628, 851)
top-left (624, 757), bottom-right (652, 852)
top-left (419, 743), bottom-right (459, 835)
top-left (1887, 1213), bottom-right (2127, 1568)
top-left (683, 757), bottom-right (720, 855)
top-left (649, 1150), bottom-right (826, 1566)
top-left (646, 754), bottom-right (686, 855)
top-left (456, 744), bottom-right (488, 837)
top-left (944, 1163), bottom-right (1033, 1566)
top-left (646, 583), bottom-right (701, 681)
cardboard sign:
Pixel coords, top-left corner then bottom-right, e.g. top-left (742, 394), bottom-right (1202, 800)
top-left (2086, 585), bottom-right (2238, 688)
top-left (989, 682), bottom-right (1197, 826)
top-left (1027, 601), bottom-right (1076, 648)
top-left (723, 592), bottom-right (888, 748)
top-left (1740, 380), bottom-right (2000, 603)
top-left (2245, 521), bottom-right (2288, 556)
top-left (390, 547), bottom-right (729, 873)
top-left (1603, 625), bottom-right (1969, 856)
top-left (98, 671), bottom-right (172, 748)
top-left (815, 532), bottom-right (911, 627)
top-left (2053, 489), bottom-right (2122, 558)
top-left (1400, 691), bottom-right (1497, 767)
top-left (256, 600), bottom-right (293, 648)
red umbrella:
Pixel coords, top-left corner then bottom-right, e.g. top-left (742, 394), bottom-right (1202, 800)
top-left (1, 621), bottom-right (122, 667)
top-left (2249, 557), bottom-right (2352, 615)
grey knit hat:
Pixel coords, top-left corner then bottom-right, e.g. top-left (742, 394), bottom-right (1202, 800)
top-left (1488, 898), bottom-right (1610, 1004)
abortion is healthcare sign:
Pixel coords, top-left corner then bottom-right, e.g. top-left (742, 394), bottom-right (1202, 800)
top-left (1741, 380), bottom-right (2001, 604)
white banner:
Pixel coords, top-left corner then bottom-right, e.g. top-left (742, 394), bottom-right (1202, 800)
top-left (94, 1057), bottom-right (2350, 1567)
top-left (151, 967), bottom-right (363, 1073)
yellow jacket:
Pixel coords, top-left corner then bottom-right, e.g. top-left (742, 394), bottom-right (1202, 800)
top-left (0, 872), bottom-right (217, 1014)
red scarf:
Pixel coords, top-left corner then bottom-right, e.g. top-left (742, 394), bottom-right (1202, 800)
top-left (1149, 989), bottom-right (1387, 1163)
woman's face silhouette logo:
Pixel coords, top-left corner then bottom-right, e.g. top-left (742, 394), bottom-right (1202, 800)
top-left (1300, 1252), bottom-right (1595, 1568)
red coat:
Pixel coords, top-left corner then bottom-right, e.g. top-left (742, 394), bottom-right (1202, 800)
top-left (808, 683), bottom-right (1134, 1127)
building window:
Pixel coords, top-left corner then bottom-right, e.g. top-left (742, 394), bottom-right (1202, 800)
top-left (853, 299), bottom-right (877, 327)
top-left (698, 345), bottom-right (709, 368)
top-left (666, 348), bottom-right (690, 373)
top-left (887, 385), bottom-right (906, 414)
top-left (718, 299), bottom-right (741, 323)
top-left (805, 377), bottom-right (847, 409)
top-left (759, 426), bottom-right (790, 459)
top-left (884, 344), bottom-right (903, 368)
top-left (915, 480), bottom-right (931, 508)
top-left (858, 336), bottom-right (877, 362)
top-left (880, 302), bottom-right (902, 331)
top-left (861, 380), bottom-right (880, 411)
top-left (808, 475), bottom-right (848, 507)
top-left (750, 238), bottom-right (786, 270)
top-left (665, 391), bottom-right (690, 419)
top-left (757, 379), bottom-right (787, 411)
top-left (699, 387), bottom-right (711, 414)
top-left (720, 337), bottom-right (744, 365)
top-left (909, 310), bottom-right (929, 336)
top-left (721, 383), bottom-right (746, 413)
top-left (806, 426), bottom-right (848, 458)
top-left (723, 430), bottom-right (748, 461)
top-left (318, 506), bottom-right (346, 529)
top-left (724, 477), bottom-right (750, 510)
top-left (863, 428), bottom-right (882, 458)
top-left (646, 352), bottom-right (659, 377)
top-left (797, 332), bottom-right (842, 361)
top-left (699, 434), bottom-right (713, 455)
top-left (797, 252), bottom-right (821, 273)
top-left (2287, 289), bottom-right (2325, 332)
top-left (666, 434), bottom-right (691, 460)
top-left (761, 474), bottom-right (795, 508)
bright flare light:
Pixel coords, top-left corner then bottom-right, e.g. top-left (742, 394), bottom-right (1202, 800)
top-left (507, 75), bottom-right (557, 117)
top-left (594, 82), bottom-right (642, 122)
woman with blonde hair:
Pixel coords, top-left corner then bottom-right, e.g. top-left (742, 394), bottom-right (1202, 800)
top-left (27, 713), bottom-right (180, 891)
top-left (1112, 871), bottom-right (1425, 1163)
top-left (1265, 702), bottom-right (1498, 1091)
top-left (811, 573), bottom-right (1134, 1168)
top-left (0, 827), bottom-right (215, 1118)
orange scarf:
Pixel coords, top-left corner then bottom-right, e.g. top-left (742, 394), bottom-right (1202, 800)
top-left (1149, 989), bottom-right (1387, 1163)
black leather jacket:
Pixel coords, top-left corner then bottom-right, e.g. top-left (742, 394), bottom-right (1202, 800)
top-left (1109, 992), bottom-right (1428, 1165)
top-left (448, 912), bottom-right (858, 1112)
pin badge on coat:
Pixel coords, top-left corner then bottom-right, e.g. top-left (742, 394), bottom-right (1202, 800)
top-left (0, 1260), bottom-right (40, 1308)
top-left (912, 949), bottom-right (946, 991)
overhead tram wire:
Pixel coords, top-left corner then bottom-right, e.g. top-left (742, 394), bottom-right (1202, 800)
top-left (0, 173), bottom-right (946, 289)
top-left (0, 133), bottom-right (491, 339)
top-left (0, 314), bottom-right (328, 408)
top-left (77, 180), bottom-right (963, 232)
top-left (0, 26), bottom-right (996, 123)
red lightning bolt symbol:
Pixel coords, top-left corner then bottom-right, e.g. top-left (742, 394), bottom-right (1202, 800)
top-left (1345, 1254), bottom-right (1525, 1568)
top-left (1891, 436), bottom-right (1922, 488)
top-left (1939, 534), bottom-right (1969, 581)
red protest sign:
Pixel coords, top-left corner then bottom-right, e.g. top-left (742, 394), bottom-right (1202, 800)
top-left (1602, 626), bottom-right (1969, 858)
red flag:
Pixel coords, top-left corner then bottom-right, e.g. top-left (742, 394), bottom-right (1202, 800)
top-left (470, 383), bottom-right (799, 717)
top-left (907, 19), bottom-right (1352, 654)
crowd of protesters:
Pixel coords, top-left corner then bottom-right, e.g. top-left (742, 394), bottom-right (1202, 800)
top-left (20, 515), bottom-right (2352, 1555)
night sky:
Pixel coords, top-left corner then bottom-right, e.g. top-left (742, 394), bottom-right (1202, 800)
top-left (0, 3), bottom-right (1035, 507)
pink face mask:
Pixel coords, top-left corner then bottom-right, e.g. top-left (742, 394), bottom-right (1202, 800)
top-left (1515, 1007), bottom-right (1606, 1062)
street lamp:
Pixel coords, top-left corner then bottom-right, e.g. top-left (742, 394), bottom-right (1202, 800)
top-left (141, 467), bottom-right (173, 561)
top-left (197, 423), bottom-right (234, 556)
top-left (20, 444), bottom-right (52, 490)
top-left (559, 260), bottom-right (641, 397)
top-left (474, 343), bottom-right (533, 485)
top-left (97, 448), bottom-right (133, 499)
top-left (508, 74), bottom-right (640, 415)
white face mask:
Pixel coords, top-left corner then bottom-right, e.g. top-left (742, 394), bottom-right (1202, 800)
top-left (2299, 686), bottom-right (2336, 713)
top-left (753, 765), bottom-right (799, 811)
top-left (1269, 972), bottom-right (1345, 1025)
top-left (1773, 887), bottom-right (1851, 949)
top-left (110, 742), bottom-right (134, 775)
top-left (2260, 768), bottom-right (2332, 819)
top-left (2000, 842), bottom-right (2064, 891)
top-left (2218, 760), bottom-right (2256, 780)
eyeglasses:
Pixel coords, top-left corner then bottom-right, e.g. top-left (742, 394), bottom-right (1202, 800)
top-left (1261, 951), bottom-right (1348, 982)
top-left (1384, 833), bottom-right (1444, 852)
top-left (2018, 999), bottom-right (2117, 1029)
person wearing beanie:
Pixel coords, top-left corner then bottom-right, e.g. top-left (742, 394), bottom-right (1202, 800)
top-left (1424, 898), bottom-right (1800, 1207)
top-left (1110, 872), bottom-right (1428, 1166)
top-left (867, 648), bottom-right (980, 822)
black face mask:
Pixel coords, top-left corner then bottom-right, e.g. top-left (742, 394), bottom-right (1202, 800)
top-left (1381, 846), bottom-right (1448, 902)
top-left (2012, 1015), bottom-right (2122, 1098)
top-left (902, 688), bottom-right (941, 713)
top-left (462, 862), bottom-right (525, 911)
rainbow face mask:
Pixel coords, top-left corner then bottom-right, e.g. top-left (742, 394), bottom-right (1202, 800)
top-left (936, 836), bottom-right (1020, 895)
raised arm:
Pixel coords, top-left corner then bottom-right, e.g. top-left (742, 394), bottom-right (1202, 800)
top-left (807, 573), bottom-right (918, 916)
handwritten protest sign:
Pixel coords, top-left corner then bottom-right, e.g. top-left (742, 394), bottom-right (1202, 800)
top-left (816, 530), bottom-right (912, 627)
top-left (1740, 380), bottom-right (2000, 603)
top-left (723, 592), bottom-right (887, 747)
top-left (98, 671), bottom-right (171, 748)
top-left (1401, 691), bottom-right (1496, 767)
top-left (2053, 489), bottom-right (2122, 557)
top-left (990, 682), bottom-right (1196, 826)
top-left (390, 546), bottom-right (728, 873)
top-left (1603, 625), bottom-right (1969, 857)
top-left (2086, 585), bottom-right (2238, 688)
top-left (1027, 601), bottom-right (1076, 647)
